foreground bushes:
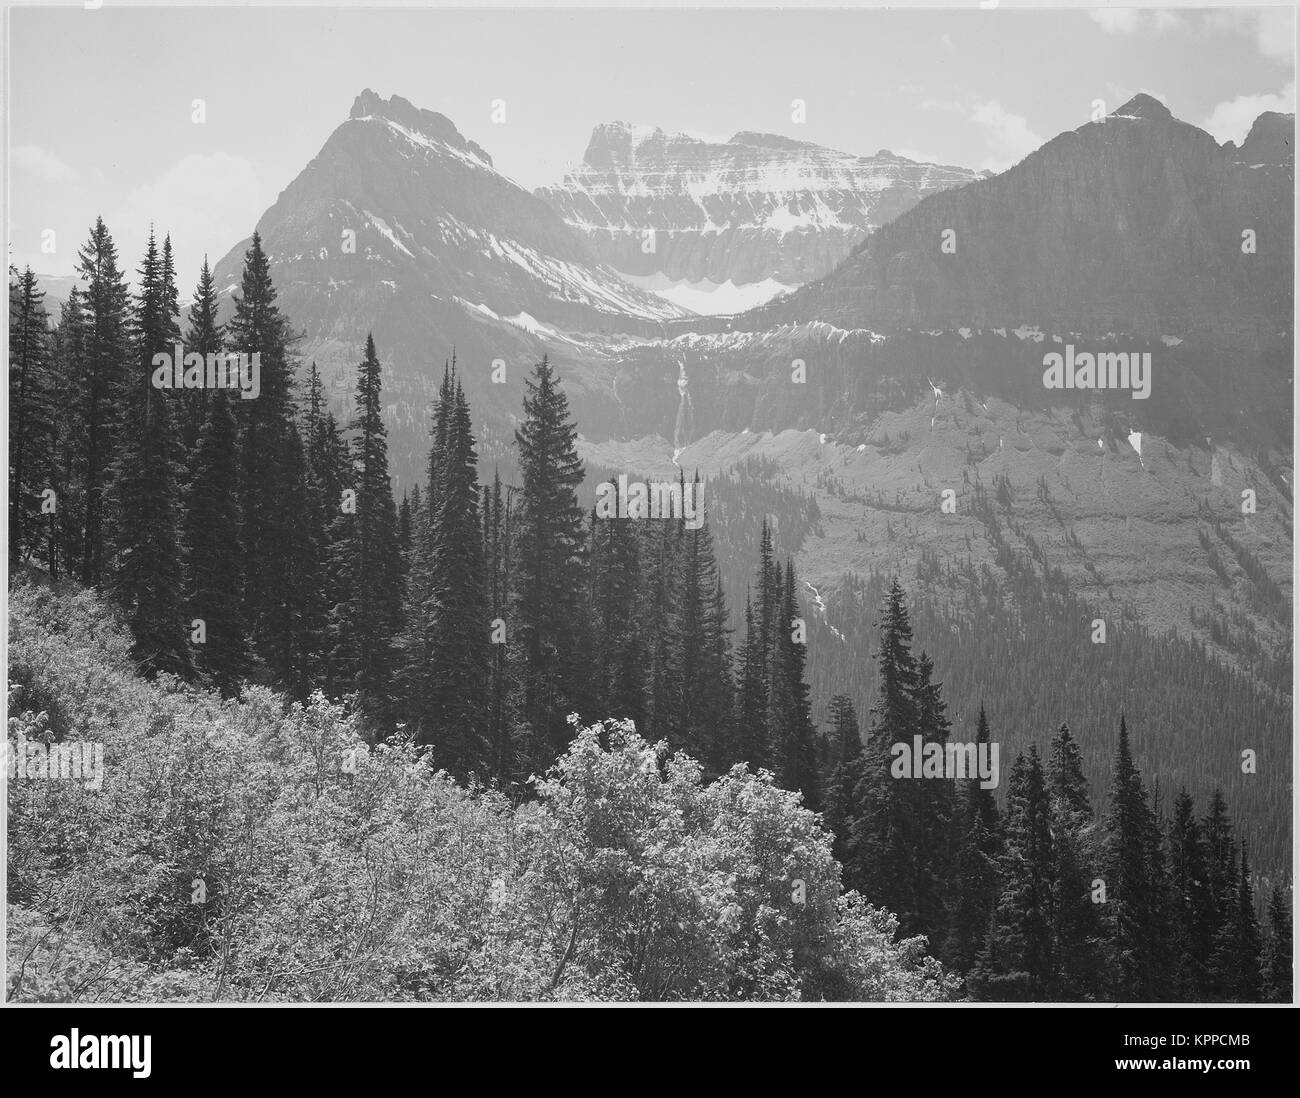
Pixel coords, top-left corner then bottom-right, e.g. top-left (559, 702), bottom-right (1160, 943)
top-left (6, 578), bottom-right (955, 1001)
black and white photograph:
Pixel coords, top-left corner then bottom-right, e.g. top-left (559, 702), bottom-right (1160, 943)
top-left (2, 0), bottom-right (1295, 1040)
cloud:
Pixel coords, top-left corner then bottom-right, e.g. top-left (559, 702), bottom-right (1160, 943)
top-left (12, 145), bottom-right (78, 184)
top-left (110, 152), bottom-right (262, 290)
top-left (1203, 9), bottom-right (1295, 61)
top-left (1253, 8), bottom-right (1296, 59)
top-left (1201, 82), bottom-right (1296, 145)
top-left (1090, 9), bottom-right (1140, 34)
top-left (970, 99), bottom-right (1044, 172)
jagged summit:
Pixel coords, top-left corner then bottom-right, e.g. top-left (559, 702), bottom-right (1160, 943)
top-left (349, 88), bottom-right (493, 167)
top-left (727, 131), bottom-right (830, 154)
top-left (1113, 93), bottom-right (1173, 121)
top-left (544, 122), bottom-right (983, 289)
top-left (1235, 110), bottom-right (1295, 165)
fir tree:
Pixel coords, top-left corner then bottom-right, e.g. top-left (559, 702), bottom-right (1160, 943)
top-left (1046, 722), bottom-right (1107, 998)
top-left (415, 371), bottom-right (489, 774)
top-left (182, 254), bottom-right (224, 450)
top-left (949, 705), bottom-right (1003, 974)
top-left (8, 267), bottom-right (55, 570)
top-left (182, 392), bottom-right (247, 695)
top-left (973, 747), bottom-right (1054, 1000)
top-left (510, 356), bottom-right (588, 772)
top-left (771, 560), bottom-right (819, 809)
top-left (822, 694), bottom-right (864, 867)
top-left (848, 579), bottom-right (921, 924)
top-left (1167, 788), bottom-right (1214, 1000)
top-left (226, 231), bottom-right (301, 686)
top-left (107, 228), bottom-right (190, 678)
top-left (73, 217), bottom-right (132, 586)
top-left (735, 589), bottom-right (770, 771)
top-left (331, 334), bottom-right (404, 718)
top-left (1263, 886), bottom-right (1292, 1003)
top-left (1100, 716), bottom-right (1166, 1001)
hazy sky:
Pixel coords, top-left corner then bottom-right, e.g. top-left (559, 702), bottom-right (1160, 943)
top-left (6, 3), bottom-right (1295, 291)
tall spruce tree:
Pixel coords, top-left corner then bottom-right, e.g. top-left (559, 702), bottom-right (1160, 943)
top-left (331, 334), bottom-right (404, 718)
top-left (510, 356), bottom-right (587, 772)
top-left (949, 705), bottom-right (1003, 974)
top-left (226, 231), bottom-right (300, 685)
top-left (848, 579), bottom-right (921, 924)
top-left (973, 747), bottom-right (1054, 1000)
top-left (107, 228), bottom-right (190, 678)
top-left (1100, 716), bottom-right (1167, 1001)
top-left (182, 255), bottom-right (224, 451)
top-left (73, 217), bottom-right (132, 586)
top-left (1263, 886), bottom-right (1292, 1003)
top-left (416, 373), bottom-right (489, 774)
top-left (182, 391), bottom-right (247, 694)
top-left (482, 468), bottom-right (515, 779)
top-left (1167, 788), bottom-right (1214, 1000)
top-left (910, 649), bottom-right (953, 953)
top-left (1046, 722), bottom-right (1107, 998)
top-left (770, 560), bottom-right (820, 809)
top-left (735, 589), bottom-right (770, 770)
top-left (822, 694), bottom-right (864, 867)
top-left (8, 267), bottom-right (55, 570)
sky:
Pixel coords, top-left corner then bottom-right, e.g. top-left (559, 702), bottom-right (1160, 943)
top-left (6, 2), bottom-right (1295, 292)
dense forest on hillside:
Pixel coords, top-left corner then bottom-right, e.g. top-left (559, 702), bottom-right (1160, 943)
top-left (6, 219), bottom-right (1291, 1002)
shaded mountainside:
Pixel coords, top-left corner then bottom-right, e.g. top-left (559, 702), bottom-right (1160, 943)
top-left (576, 418), bottom-right (1291, 882)
top-left (753, 95), bottom-right (1293, 343)
top-left (537, 123), bottom-right (983, 303)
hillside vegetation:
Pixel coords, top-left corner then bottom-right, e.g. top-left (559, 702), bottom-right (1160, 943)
top-left (6, 577), bottom-right (954, 1002)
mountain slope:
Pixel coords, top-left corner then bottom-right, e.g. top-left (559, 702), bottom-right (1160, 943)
top-left (754, 95), bottom-right (1293, 342)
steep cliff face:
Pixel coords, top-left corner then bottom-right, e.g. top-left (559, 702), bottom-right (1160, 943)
top-left (758, 96), bottom-right (1293, 342)
top-left (536, 123), bottom-right (983, 308)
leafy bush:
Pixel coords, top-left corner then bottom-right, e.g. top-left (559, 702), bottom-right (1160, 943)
top-left (6, 578), bottom-right (955, 1002)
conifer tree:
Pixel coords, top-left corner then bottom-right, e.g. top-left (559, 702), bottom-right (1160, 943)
top-left (107, 228), bottom-right (190, 678)
top-left (226, 231), bottom-right (301, 685)
top-left (73, 217), bottom-right (132, 587)
top-left (1167, 788), bottom-right (1214, 1000)
top-left (588, 480), bottom-right (646, 733)
top-left (1209, 842), bottom-right (1263, 1002)
top-left (1046, 722), bottom-right (1107, 998)
top-left (482, 468), bottom-right (515, 779)
top-left (510, 356), bottom-right (587, 771)
top-left (1263, 886), bottom-right (1292, 1003)
top-left (770, 560), bottom-right (820, 809)
top-left (973, 748), bottom-right (1053, 999)
top-left (822, 694), bottom-right (863, 866)
top-left (1100, 716), bottom-right (1166, 1000)
top-left (182, 391), bottom-right (247, 695)
top-left (973, 746), bottom-right (1053, 1000)
top-left (418, 374), bottom-right (489, 774)
top-left (735, 589), bottom-right (770, 771)
top-left (1202, 787), bottom-right (1237, 997)
top-left (331, 334), bottom-right (404, 718)
top-left (949, 705), bottom-right (1003, 974)
top-left (47, 289), bottom-right (89, 578)
top-left (8, 267), bottom-right (55, 570)
top-left (278, 423), bottom-right (328, 700)
top-left (302, 361), bottom-right (351, 693)
top-left (848, 579), bottom-right (921, 922)
top-left (910, 650), bottom-right (952, 952)
top-left (182, 255), bottom-right (224, 451)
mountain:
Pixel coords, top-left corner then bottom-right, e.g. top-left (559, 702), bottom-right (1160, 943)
top-left (202, 89), bottom-right (1291, 698)
top-left (753, 95), bottom-right (1293, 343)
top-left (210, 89), bottom-right (701, 486)
top-left (537, 123), bottom-right (983, 313)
